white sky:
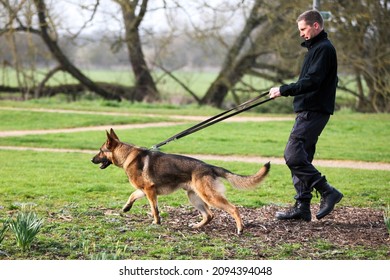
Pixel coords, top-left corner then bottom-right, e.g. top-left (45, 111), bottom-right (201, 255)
top-left (53, 0), bottom-right (248, 36)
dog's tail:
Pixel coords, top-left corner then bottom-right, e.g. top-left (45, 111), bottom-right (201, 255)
top-left (215, 162), bottom-right (270, 190)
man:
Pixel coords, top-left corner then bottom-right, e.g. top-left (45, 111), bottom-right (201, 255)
top-left (269, 10), bottom-right (343, 221)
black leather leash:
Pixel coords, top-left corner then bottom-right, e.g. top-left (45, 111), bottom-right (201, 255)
top-left (151, 91), bottom-right (273, 150)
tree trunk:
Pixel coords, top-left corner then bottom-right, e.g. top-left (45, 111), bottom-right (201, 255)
top-left (119, 0), bottom-right (159, 102)
top-left (33, 0), bottom-right (121, 101)
top-left (202, 52), bottom-right (260, 107)
top-left (365, 72), bottom-right (390, 113)
top-left (200, 0), bottom-right (265, 108)
top-left (355, 71), bottom-right (371, 112)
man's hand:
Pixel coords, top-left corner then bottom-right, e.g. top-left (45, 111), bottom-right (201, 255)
top-left (269, 87), bottom-right (281, 99)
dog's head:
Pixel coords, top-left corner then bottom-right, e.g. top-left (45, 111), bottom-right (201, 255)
top-left (91, 128), bottom-right (120, 169)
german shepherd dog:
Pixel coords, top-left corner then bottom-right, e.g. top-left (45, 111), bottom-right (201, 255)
top-left (92, 129), bottom-right (270, 234)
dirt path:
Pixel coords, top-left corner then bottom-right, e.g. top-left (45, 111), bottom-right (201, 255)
top-left (1, 106), bottom-right (389, 171)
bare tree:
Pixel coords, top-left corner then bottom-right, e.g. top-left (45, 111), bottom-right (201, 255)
top-left (1, 0), bottom-right (388, 112)
top-left (114, 0), bottom-right (159, 102)
top-left (0, 0), bottom-right (159, 101)
top-left (199, 0), bottom-right (299, 107)
top-left (196, 0), bottom-right (389, 111)
top-left (0, 0), bottom-right (122, 100)
top-left (32, 0), bottom-right (120, 100)
top-left (326, 0), bottom-right (390, 112)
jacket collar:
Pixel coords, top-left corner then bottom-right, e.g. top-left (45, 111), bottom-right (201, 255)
top-left (301, 30), bottom-right (328, 49)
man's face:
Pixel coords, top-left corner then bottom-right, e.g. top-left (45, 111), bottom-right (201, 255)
top-left (297, 20), bottom-right (320, 40)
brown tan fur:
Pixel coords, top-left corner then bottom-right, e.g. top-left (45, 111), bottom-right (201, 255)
top-left (92, 129), bottom-right (270, 234)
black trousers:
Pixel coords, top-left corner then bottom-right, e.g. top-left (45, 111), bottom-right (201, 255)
top-left (284, 111), bottom-right (330, 201)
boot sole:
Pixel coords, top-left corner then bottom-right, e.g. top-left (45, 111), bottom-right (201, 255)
top-left (316, 193), bottom-right (343, 220)
top-left (275, 213), bottom-right (311, 222)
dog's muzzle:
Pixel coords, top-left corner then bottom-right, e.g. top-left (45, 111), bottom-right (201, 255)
top-left (91, 157), bottom-right (112, 169)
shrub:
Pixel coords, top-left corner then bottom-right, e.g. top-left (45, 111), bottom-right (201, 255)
top-left (384, 206), bottom-right (390, 234)
top-left (9, 209), bottom-right (44, 251)
top-left (0, 221), bottom-right (8, 245)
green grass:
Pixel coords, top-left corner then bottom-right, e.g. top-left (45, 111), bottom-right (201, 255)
top-left (0, 108), bottom-right (172, 131)
top-left (0, 102), bottom-right (389, 260)
top-left (0, 97), bottom-right (232, 116)
top-left (0, 150), bottom-right (388, 259)
top-left (1, 150), bottom-right (387, 210)
top-left (0, 109), bottom-right (388, 162)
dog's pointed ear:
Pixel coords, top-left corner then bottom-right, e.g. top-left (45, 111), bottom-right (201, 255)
top-left (106, 129), bottom-right (119, 149)
top-left (109, 128), bottom-right (119, 140)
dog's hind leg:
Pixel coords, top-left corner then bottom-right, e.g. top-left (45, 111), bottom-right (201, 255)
top-left (210, 197), bottom-right (244, 235)
top-left (187, 190), bottom-right (214, 229)
top-left (217, 201), bottom-right (244, 235)
top-left (195, 179), bottom-right (244, 235)
top-left (122, 189), bottom-right (145, 212)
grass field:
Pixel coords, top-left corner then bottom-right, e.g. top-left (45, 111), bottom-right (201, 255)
top-left (0, 100), bottom-right (389, 260)
top-left (0, 106), bottom-right (389, 162)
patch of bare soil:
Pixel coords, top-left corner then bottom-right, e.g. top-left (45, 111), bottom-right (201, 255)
top-left (161, 205), bottom-right (389, 258)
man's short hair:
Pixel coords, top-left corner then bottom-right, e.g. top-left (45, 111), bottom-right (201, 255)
top-left (297, 10), bottom-right (324, 28)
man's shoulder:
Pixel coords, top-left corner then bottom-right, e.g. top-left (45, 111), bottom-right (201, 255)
top-left (312, 38), bottom-right (336, 54)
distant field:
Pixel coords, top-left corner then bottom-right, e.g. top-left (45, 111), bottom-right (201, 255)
top-left (0, 68), bottom-right (356, 107)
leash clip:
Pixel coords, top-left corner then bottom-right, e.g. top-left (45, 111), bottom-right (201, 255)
top-left (150, 145), bottom-right (159, 151)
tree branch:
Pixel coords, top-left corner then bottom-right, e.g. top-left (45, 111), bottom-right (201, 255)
top-left (156, 64), bottom-right (201, 103)
top-left (32, 0), bottom-right (120, 100)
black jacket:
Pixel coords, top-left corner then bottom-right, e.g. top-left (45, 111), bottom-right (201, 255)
top-left (280, 30), bottom-right (338, 115)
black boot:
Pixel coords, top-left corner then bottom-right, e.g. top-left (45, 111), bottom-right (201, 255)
top-left (275, 201), bottom-right (311, 222)
top-left (315, 182), bottom-right (343, 220)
